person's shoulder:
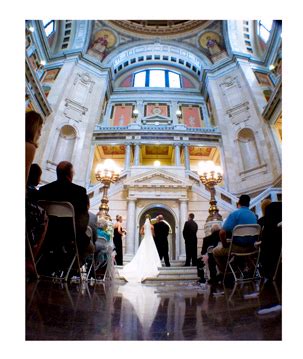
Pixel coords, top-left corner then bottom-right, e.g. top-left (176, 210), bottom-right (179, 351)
top-left (26, 141), bottom-right (36, 153)
top-left (70, 182), bottom-right (87, 194)
top-left (39, 180), bottom-right (56, 192)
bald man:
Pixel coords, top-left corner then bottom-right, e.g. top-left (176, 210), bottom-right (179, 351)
top-left (38, 161), bottom-right (91, 260)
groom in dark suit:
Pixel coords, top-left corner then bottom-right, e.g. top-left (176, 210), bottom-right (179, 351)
top-left (153, 214), bottom-right (170, 267)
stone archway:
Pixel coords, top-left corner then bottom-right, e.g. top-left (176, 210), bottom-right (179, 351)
top-left (139, 204), bottom-right (177, 260)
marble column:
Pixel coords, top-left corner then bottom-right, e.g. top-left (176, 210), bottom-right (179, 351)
top-left (124, 143), bottom-right (131, 170)
top-left (85, 144), bottom-right (95, 188)
top-left (183, 144), bottom-right (190, 171)
top-left (125, 198), bottom-right (136, 260)
top-left (179, 199), bottom-right (188, 259)
top-left (174, 143), bottom-right (181, 166)
top-left (134, 143), bottom-right (140, 166)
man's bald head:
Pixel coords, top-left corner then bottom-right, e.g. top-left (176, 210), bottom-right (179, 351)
top-left (56, 161), bottom-right (74, 182)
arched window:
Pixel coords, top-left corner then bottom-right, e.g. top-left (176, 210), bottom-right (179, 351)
top-left (42, 20), bottom-right (55, 37)
top-left (258, 20), bottom-right (273, 43)
top-left (133, 69), bottom-right (181, 88)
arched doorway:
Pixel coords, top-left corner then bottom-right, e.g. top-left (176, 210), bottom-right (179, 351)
top-left (139, 205), bottom-right (176, 260)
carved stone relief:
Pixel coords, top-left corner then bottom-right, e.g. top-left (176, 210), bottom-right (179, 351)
top-left (64, 72), bottom-right (95, 122)
top-left (219, 75), bottom-right (251, 125)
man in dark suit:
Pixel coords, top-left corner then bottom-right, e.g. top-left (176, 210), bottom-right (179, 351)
top-left (153, 214), bottom-right (170, 267)
top-left (183, 213), bottom-right (198, 266)
top-left (38, 161), bottom-right (92, 260)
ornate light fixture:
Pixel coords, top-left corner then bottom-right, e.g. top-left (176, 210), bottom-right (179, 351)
top-left (154, 160), bottom-right (161, 167)
top-left (176, 109), bottom-right (182, 122)
top-left (95, 159), bottom-right (121, 219)
top-left (198, 160), bottom-right (223, 222)
top-left (133, 108), bottom-right (139, 122)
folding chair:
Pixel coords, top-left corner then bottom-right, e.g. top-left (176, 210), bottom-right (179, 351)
top-left (26, 232), bottom-right (40, 279)
top-left (85, 226), bottom-right (97, 279)
top-left (224, 224), bottom-right (262, 283)
top-left (36, 201), bottom-right (82, 282)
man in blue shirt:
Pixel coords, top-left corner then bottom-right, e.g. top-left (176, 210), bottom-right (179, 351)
top-left (213, 194), bottom-right (257, 278)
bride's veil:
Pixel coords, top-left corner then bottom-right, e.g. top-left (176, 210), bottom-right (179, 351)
top-left (144, 218), bottom-right (152, 238)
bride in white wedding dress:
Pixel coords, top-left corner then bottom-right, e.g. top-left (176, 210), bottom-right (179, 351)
top-left (119, 215), bottom-right (162, 283)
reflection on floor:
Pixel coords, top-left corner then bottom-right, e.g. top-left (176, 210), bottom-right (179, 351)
top-left (26, 279), bottom-right (281, 340)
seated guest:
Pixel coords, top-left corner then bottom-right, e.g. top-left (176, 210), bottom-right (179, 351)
top-left (258, 198), bottom-right (272, 230)
top-left (213, 194), bottom-right (257, 279)
top-left (260, 201), bottom-right (282, 280)
top-left (197, 224), bottom-right (221, 284)
top-left (26, 164), bottom-right (48, 276)
top-left (27, 163), bottom-right (42, 201)
top-left (26, 111), bottom-right (43, 183)
top-left (95, 218), bottom-right (112, 266)
top-left (38, 161), bottom-right (93, 262)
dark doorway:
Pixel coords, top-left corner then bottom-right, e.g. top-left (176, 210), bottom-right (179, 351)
top-left (139, 206), bottom-right (176, 260)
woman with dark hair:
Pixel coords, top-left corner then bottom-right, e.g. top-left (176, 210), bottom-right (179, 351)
top-left (27, 163), bottom-right (42, 201)
top-left (113, 215), bottom-right (125, 265)
top-left (26, 163), bottom-right (48, 277)
top-left (26, 110), bottom-right (43, 182)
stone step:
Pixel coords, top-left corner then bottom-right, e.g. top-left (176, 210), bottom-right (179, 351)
top-left (115, 265), bottom-right (198, 282)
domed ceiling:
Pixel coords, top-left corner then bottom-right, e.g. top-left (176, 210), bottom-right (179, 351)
top-left (108, 20), bottom-right (211, 37)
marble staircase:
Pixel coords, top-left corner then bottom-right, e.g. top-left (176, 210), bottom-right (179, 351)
top-left (115, 261), bottom-right (199, 283)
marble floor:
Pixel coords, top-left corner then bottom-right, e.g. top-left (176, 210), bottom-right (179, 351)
top-left (26, 279), bottom-right (281, 340)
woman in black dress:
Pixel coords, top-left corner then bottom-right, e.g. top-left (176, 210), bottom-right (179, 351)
top-left (113, 215), bottom-right (125, 265)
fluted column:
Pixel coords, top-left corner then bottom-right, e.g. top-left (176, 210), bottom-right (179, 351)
top-left (124, 143), bottom-right (131, 170)
top-left (125, 198), bottom-right (136, 259)
top-left (179, 199), bottom-right (188, 259)
top-left (183, 144), bottom-right (190, 171)
top-left (134, 143), bottom-right (140, 166)
top-left (174, 143), bottom-right (181, 166)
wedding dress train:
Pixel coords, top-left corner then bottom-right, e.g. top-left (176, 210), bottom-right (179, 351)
top-left (119, 218), bottom-right (162, 283)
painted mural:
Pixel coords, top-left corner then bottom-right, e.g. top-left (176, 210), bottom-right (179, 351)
top-left (112, 105), bottom-right (133, 126)
top-left (254, 71), bottom-right (272, 87)
top-left (88, 28), bottom-right (117, 62)
top-left (101, 145), bottom-right (125, 155)
top-left (145, 145), bottom-right (169, 156)
top-left (181, 105), bottom-right (203, 128)
top-left (182, 77), bottom-right (195, 88)
top-left (145, 104), bottom-right (169, 117)
top-left (29, 52), bottom-right (39, 71)
top-left (188, 146), bottom-right (212, 157)
top-left (120, 74), bottom-right (133, 87)
top-left (42, 68), bottom-right (61, 83)
top-left (199, 31), bottom-right (223, 56)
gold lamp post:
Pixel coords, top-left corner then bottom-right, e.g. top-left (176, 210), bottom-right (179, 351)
top-left (95, 159), bottom-right (121, 219)
top-left (198, 160), bottom-right (223, 222)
